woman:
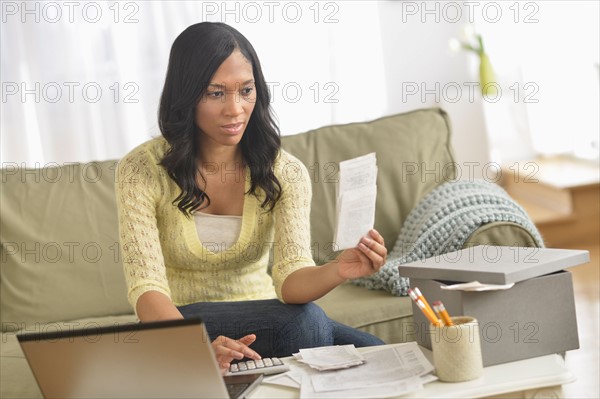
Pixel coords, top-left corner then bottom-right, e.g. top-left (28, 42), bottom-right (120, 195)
top-left (115, 22), bottom-right (387, 374)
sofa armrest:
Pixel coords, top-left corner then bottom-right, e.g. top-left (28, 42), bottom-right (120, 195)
top-left (463, 221), bottom-right (541, 248)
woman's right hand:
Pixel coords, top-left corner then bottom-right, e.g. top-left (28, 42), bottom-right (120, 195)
top-left (212, 334), bottom-right (261, 375)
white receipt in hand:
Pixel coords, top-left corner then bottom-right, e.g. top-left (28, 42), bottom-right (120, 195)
top-left (333, 153), bottom-right (378, 250)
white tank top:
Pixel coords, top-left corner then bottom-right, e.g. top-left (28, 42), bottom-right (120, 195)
top-left (194, 212), bottom-right (242, 252)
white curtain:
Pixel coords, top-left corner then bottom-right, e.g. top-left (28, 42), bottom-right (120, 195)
top-left (1, 1), bottom-right (387, 166)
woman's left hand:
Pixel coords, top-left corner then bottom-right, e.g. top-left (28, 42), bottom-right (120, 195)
top-left (335, 229), bottom-right (387, 279)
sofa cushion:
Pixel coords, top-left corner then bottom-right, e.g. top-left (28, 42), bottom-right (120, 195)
top-left (315, 283), bottom-right (415, 344)
top-left (1, 162), bottom-right (133, 332)
top-left (281, 108), bottom-right (456, 264)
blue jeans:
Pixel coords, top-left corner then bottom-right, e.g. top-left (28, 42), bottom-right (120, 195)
top-left (177, 299), bottom-right (384, 358)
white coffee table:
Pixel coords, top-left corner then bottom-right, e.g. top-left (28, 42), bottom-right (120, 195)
top-left (249, 344), bottom-right (575, 399)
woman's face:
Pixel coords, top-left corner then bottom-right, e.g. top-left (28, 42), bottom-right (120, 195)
top-left (195, 50), bottom-right (257, 150)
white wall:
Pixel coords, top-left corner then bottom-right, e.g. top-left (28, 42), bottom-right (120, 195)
top-left (377, 2), bottom-right (491, 179)
top-left (249, 1), bottom-right (495, 179)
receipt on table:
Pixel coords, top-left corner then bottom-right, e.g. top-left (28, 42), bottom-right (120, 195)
top-left (296, 344), bottom-right (364, 371)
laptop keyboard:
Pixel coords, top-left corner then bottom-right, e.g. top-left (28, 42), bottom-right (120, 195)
top-left (226, 382), bottom-right (250, 399)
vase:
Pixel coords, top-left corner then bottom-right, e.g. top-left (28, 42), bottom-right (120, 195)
top-left (479, 52), bottom-right (498, 98)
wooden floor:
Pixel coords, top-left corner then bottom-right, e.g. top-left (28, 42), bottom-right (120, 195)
top-left (562, 238), bottom-right (600, 398)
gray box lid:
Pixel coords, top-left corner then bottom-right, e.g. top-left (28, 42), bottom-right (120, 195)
top-left (398, 246), bottom-right (589, 284)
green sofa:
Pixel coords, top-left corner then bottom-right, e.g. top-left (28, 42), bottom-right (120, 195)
top-left (0, 107), bottom-right (539, 398)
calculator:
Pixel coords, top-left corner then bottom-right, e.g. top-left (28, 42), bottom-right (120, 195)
top-left (226, 357), bottom-right (290, 376)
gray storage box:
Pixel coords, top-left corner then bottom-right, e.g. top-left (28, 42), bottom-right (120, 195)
top-left (398, 246), bottom-right (589, 366)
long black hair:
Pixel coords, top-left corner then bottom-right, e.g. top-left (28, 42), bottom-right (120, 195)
top-left (158, 22), bottom-right (282, 216)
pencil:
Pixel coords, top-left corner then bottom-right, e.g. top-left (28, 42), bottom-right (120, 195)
top-left (414, 287), bottom-right (436, 318)
top-left (416, 299), bottom-right (442, 327)
top-left (432, 300), bottom-right (454, 326)
top-left (409, 289), bottom-right (441, 326)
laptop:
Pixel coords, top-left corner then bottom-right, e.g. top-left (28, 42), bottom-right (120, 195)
top-left (17, 318), bottom-right (262, 399)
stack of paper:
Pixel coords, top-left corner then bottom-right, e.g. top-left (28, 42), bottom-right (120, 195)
top-left (263, 342), bottom-right (437, 398)
top-left (295, 345), bottom-right (365, 371)
top-left (333, 153), bottom-right (378, 250)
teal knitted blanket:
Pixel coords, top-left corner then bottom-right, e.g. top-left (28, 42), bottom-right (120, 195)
top-left (351, 180), bottom-right (544, 296)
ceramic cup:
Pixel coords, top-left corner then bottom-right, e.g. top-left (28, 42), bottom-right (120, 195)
top-left (431, 316), bottom-right (483, 382)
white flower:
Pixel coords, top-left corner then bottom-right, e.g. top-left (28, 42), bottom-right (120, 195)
top-left (461, 24), bottom-right (476, 42)
top-left (448, 38), bottom-right (462, 53)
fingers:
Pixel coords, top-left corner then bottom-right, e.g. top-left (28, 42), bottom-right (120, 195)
top-left (354, 246), bottom-right (373, 268)
top-left (237, 334), bottom-right (260, 359)
top-left (212, 335), bottom-right (261, 364)
top-left (238, 334), bottom-right (257, 347)
top-left (217, 335), bottom-right (261, 359)
top-left (358, 229), bottom-right (387, 271)
top-left (368, 229), bottom-right (385, 245)
top-left (219, 362), bottom-right (230, 375)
